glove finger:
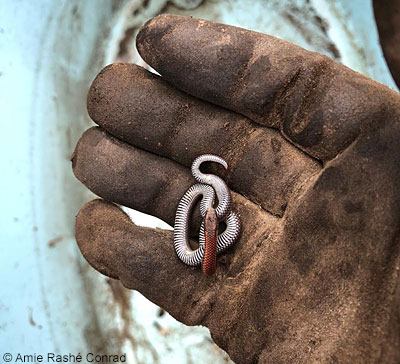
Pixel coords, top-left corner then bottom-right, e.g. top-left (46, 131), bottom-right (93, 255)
top-left (373, 0), bottom-right (400, 87)
top-left (75, 198), bottom-right (206, 325)
top-left (72, 127), bottom-right (196, 230)
top-left (72, 126), bottom-right (279, 237)
top-left (75, 197), bottom-right (276, 325)
top-left (86, 63), bottom-right (320, 217)
top-left (136, 14), bottom-right (400, 162)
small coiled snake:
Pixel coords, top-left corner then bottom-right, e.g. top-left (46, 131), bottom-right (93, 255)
top-left (174, 154), bottom-right (241, 275)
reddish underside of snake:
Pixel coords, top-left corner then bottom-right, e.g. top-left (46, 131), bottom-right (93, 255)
top-left (203, 208), bottom-right (218, 275)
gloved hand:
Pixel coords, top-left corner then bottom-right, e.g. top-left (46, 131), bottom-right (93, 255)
top-left (72, 15), bottom-right (400, 364)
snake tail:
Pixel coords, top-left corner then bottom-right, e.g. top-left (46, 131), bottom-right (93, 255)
top-left (203, 207), bottom-right (218, 275)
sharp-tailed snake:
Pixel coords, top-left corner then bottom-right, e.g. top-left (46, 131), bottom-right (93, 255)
top-left (174, 154), bottom-right (241, 275)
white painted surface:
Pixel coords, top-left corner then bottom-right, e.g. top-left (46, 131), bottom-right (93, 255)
top-left (0, 0), bottom-right (397, 362)
top-left (0, 0), bottom-right (130, 355)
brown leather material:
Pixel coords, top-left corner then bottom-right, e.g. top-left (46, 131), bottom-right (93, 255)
top-left (86, 63), bottom-right (319, 217)
top-left (136, 15), bottom-right (400, 162)
top-left (73, 15), bottom-right (400, 364)
top-left (373, 0), bottom-right (400, 88)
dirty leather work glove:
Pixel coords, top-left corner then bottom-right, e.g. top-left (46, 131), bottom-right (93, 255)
top-left (72, 15), bottom-right (400, 364)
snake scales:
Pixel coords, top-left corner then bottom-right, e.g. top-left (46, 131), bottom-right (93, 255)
top-left (173, 154), bottom-right (241, 271)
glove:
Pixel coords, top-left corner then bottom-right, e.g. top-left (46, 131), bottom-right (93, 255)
top-left (72, 15), bottom-right (400, 364)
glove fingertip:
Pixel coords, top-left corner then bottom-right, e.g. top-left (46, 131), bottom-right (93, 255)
top-left (75, 199), bottom-right (131, 279)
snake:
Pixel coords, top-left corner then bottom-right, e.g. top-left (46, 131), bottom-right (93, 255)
top-left (173, 154), bottom-right (241, 273)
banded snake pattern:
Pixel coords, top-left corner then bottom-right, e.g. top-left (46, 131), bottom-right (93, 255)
top-left (173, 154), bottom-right (241, 273)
